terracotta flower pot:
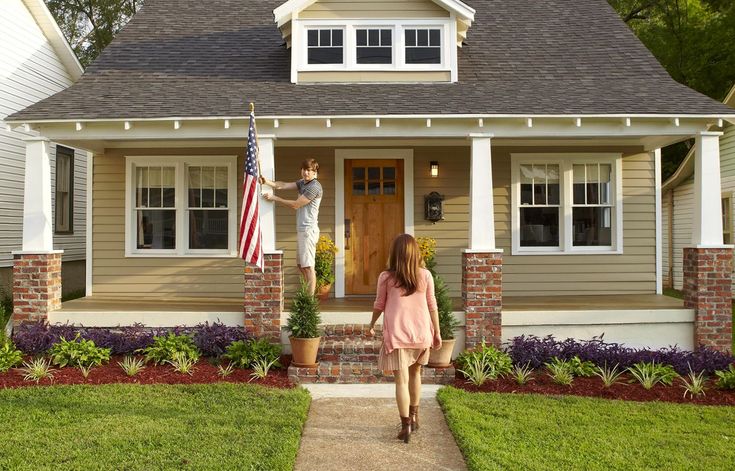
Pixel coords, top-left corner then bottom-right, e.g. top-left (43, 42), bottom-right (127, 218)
top-left (289, 336), bottom-right (321, 368)
top-left (428, 338), bottom-right (456, 368)
top-left (316, 283), bottom-right (332, 301)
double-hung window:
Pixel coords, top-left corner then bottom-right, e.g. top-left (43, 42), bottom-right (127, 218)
top-left (307, 28), bottom-right (344, 64)
top-left (404, 28), bottom-right (441, 64)
top-left (126, 156), bottom-right (237, 257)
top-left (54, 145), bottom-right (74, 234)
top-left (356, 28), bottom-right (392, 64)
top-left (723, 193), bottom-right (733, 245)
top-left (512, 154), bottom-right (622, 254)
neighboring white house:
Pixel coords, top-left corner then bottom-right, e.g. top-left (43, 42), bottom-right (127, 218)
top-left (0, 0), bottom-right (87, 297)
top-left (663, 84), bottom-right (735, 290)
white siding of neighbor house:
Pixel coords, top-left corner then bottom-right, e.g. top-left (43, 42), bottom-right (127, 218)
top-left (0, 0), bottom-right (86, 267)
top-left (663, 122), bottom-right (735, 290)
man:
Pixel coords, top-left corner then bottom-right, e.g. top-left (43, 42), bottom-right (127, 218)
top-left (260, 159), bottom-right (323, 294)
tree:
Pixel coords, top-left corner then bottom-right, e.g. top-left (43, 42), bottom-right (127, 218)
top-left (45, 0), bottom-right (143, 67)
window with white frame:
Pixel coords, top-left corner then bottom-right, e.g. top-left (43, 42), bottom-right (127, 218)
top-left (723, 193), bottom-right (732, 245)
top-left (307, 28), bottom-right (344, 64)
top-left (126, 157), bottom-right (237, 256)
top-left (54, 146), bottom-right (74, 233)
top-left (404, 28), bottom-right (441, 64)
top-left (356, 28), bottom-right (392, 64)
top-left (512, 154), bottom-right (622, 254)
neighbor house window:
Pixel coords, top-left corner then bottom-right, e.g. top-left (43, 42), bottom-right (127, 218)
top-left (723, 194), bottom-right (733, 245)
top-left (126, 156), bottom-right (237, 256)
top-left (307, 28), bottom-right (344, 64)
top-left (356, 28), bottom-right (392, 64)
top-left (404, 28), bottom-right (441, 64)
top-left (512, 154), bottom-right (622, 254)
top-left (54, 146), bottom-right (74, 233)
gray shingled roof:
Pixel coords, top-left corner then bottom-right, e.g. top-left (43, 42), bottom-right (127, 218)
top-left (8, 0), bottom-right (735, 121)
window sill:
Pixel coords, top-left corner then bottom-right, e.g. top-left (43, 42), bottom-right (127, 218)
top-left (125, 252), bottom-right (238, 258)
top-left (511, 249), bottom-right (623, 256)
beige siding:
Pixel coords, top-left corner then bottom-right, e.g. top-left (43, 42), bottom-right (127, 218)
top-left (301, 0), bottom-right (449, 19)
top-left (298, 71), bottom-right (450, 83)
top-left (92, 149), bottom-right (245, 298)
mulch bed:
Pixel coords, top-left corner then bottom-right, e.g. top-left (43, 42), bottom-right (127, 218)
top-left (0, 355), bottom-right (294, 390)
top-left (451, 371), bottom-right (735, 406)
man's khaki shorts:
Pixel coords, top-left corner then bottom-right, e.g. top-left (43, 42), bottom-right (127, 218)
top-left (297, 227), bottom-right (319, 268)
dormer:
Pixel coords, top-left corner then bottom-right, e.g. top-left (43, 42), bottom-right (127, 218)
top-left (273, 0), bottom-right (475, 84)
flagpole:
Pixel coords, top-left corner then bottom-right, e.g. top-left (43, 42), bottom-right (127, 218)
top-left (249, 102), bottom-right (264, 180)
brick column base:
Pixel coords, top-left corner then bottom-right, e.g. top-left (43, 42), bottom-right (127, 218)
top-left (244, 253), bottom-right (283, 342)
top-left (683, 247), bottom-right (733, 352)
top-left (462, 251), bottom-right (502, 349)
top-left (12, 252), bottom-right (62, 325)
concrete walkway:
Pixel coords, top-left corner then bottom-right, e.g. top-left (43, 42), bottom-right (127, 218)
top-left (295, 385), bottom-right (467, 471)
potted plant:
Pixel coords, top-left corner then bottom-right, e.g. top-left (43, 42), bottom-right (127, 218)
top-left (286, 280), bottom-right (322, 367)
top-left (417, 237), bottom-right (459, 368)
top-left (315, 234), bottom-right (338, 300)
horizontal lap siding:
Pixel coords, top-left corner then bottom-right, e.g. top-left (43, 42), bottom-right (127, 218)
top-left (91, 149), bottom-right (245, 298)
top-left (301, 0), bottom-right (448, 18)
top-left (496, 147), bottom-right (657, 296)
top-left (0, 0), bottom-right (83, 267)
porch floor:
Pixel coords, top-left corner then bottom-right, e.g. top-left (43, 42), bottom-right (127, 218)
top-left (58, 293), bottom-right (684, 314)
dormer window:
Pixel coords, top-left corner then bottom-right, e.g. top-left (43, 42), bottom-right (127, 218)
top-left (356, 28), bottom-right (393, 64)
top-left (307, 28), bottom-right (344, 64)
top-left (405, 28), bottom-right (441, 64)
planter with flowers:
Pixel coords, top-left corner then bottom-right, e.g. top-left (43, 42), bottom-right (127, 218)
top-left (315, 235), bottom-right (338, 300)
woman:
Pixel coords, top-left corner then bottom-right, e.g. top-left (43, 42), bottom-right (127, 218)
top-left (368, 234), bottom-right (442, 444)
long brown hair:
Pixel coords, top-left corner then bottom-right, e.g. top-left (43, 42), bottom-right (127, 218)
top-left (387, 234), bottom-right (424, 296)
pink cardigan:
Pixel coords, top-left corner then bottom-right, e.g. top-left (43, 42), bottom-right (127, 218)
top-left (373, 269), bottom-right (438, 354)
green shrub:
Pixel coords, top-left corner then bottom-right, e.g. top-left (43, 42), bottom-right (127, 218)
top-left (48, 334), bottom-right (111, 368)
top-left (681, 368), bottom-right (707, 399)
top-left (546, 361), bottom-right (574, 386)
top-left (547, 356), bottom-right (596, 377)
top-left (627, 361), bottom-right (678, 390)
top-left (286, 281), bottom-right (321, 339)
top-left (140, 333), bottom-right (200, 365)
top-left (0, 340), bottom-right (23, 372)
top-left (714, 364), bottom-right (735, 390)
top-left (20, 357), bottom-right (54, 383)
top-left (434, 275), bottom-right (459, 340)
top-left (511, 362), bottom-right (534, 385)
top-left (165, 351), bottom-right (197, 375)
top-left (224, 338), bottom-right (282, 369)
top-left (456, 343), bottom-right (512, 380)
top-left (594, 363), bottom-right (625, 388)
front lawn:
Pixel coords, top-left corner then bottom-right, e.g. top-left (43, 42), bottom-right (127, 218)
top-left (0, 383), bottom-right (310, 470)
top-left (438, 386), bottom-right (735, 471)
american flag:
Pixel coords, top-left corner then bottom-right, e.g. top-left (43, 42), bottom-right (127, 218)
top-left (238, 110), bottom-right (263, 270)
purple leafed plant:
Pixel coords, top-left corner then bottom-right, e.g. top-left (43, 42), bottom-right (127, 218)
top-left (193, 321), bottom-right (251, 357)
top-left (13, 320), bottom-right (76, 355)
top-left (82, 324), bottom-right (155, 355)
top-left (506, 334), bottom-right (735, 375)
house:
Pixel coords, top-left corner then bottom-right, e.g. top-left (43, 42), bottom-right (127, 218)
top-left (0, 0), bottom-right (86, 299)
top-left (5, 0), bottom-right (735, 356)
top-left (663, 84), bottom-right (735, 291)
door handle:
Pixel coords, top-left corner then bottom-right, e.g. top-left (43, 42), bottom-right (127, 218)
top-left (345, 219), bottom-right (351, 250)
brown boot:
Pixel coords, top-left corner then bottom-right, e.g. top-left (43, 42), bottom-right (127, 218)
top-left (397, 416), bottom-right (411, 443)
top-left (409, 405), bottom-right (419, 432)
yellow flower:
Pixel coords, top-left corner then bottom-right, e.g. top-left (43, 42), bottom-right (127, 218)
top-left (316, 235), bottom-right (338, 256)
top-left (416, 236), bottom-right (436, 264)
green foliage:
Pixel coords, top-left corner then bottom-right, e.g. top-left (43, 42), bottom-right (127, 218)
top-left (714, 364), bottom-right (735, 390)
top-left (218, 363), bottom-right (235, 378)
top-left (140, 333), bottom-right (200, 365)
top-left (627, 361), bottom-right (679, 389)
top-left (48, 334), bottom-right (111, 368)
top-left (458, 355), bottom-right (494, 386)
top-left (456, 343), bottom-right (513, 381)
top-left (546, 361), bottom-right (574, 386)
top-left (117, 356), bottom-right (145, 376)
top-left (511, 363), bottom-right (534, 385)
top-left (594, 363), bottom-right (626, 388)
top-left (548, 356), bottom-right (596, 377)
top-left (0, 292), bottom-right (12, 337)
top-left (165, 352), bottom-right (197, 375)
top-left (681, 368), bottom-right (707, 398)
top-left (434, 274), bottom-right (459, 340)
top-left (224, 339), bottom-right (282, 369)
top-left (249, 358), bottom-right (279, 381)
top-left (286, 281), bottom-right (321, 339)
top-left (315, 235), bottom-right (338, 288)
top-left (19, 357), bottom-right (54, 383)
top-left (78, 363), bottom-right (93, 379)
top-left (0, 340), bottom-right (23, 372)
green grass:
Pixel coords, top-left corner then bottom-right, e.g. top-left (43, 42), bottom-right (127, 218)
top-left (0, 383), bottom-right (310, 470)
top-left (438, 387), bottom-right (735, 471)
top-left (664, 287), bottom-right (734, 351)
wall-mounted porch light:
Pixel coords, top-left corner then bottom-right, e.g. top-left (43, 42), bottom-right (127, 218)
top-left (430, 161), bottom-right (439, 178)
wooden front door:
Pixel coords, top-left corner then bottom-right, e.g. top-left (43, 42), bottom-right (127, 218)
top-left (344, 159), bottom-right (404, 295)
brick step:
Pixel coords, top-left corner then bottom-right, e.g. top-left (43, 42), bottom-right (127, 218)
top-left (318, 337), bottom-right (382, 362)
top-left (319, 323), bottom-right (383, 340)
top-left (288, 361), bottom-right (455, 385)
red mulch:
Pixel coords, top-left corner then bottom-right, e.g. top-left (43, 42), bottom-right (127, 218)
top-left (452, 371), bottom-right (735, 406)
top-left (0, 355), bottom-right (294, 390)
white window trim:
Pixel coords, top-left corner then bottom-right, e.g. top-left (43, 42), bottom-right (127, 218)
top-left (294, 18), bottom-right (453, 78)
top-left (125, 155), bottom-right (238, 258)
top-left (511, 153), bottom-right (623, 255)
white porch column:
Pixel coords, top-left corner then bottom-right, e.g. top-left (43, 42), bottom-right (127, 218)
top-left (469, 134), bottom-right (496, 250)
top-left (258, 135), bottom-right (276, 252)
top-left (21, 137), bottom-right (54, 251)
top-left (692, 131), bottom-right (724, 246)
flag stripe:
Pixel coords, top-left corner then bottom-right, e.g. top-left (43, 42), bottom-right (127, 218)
top-left (238, 111), bottom-right (264, 270)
